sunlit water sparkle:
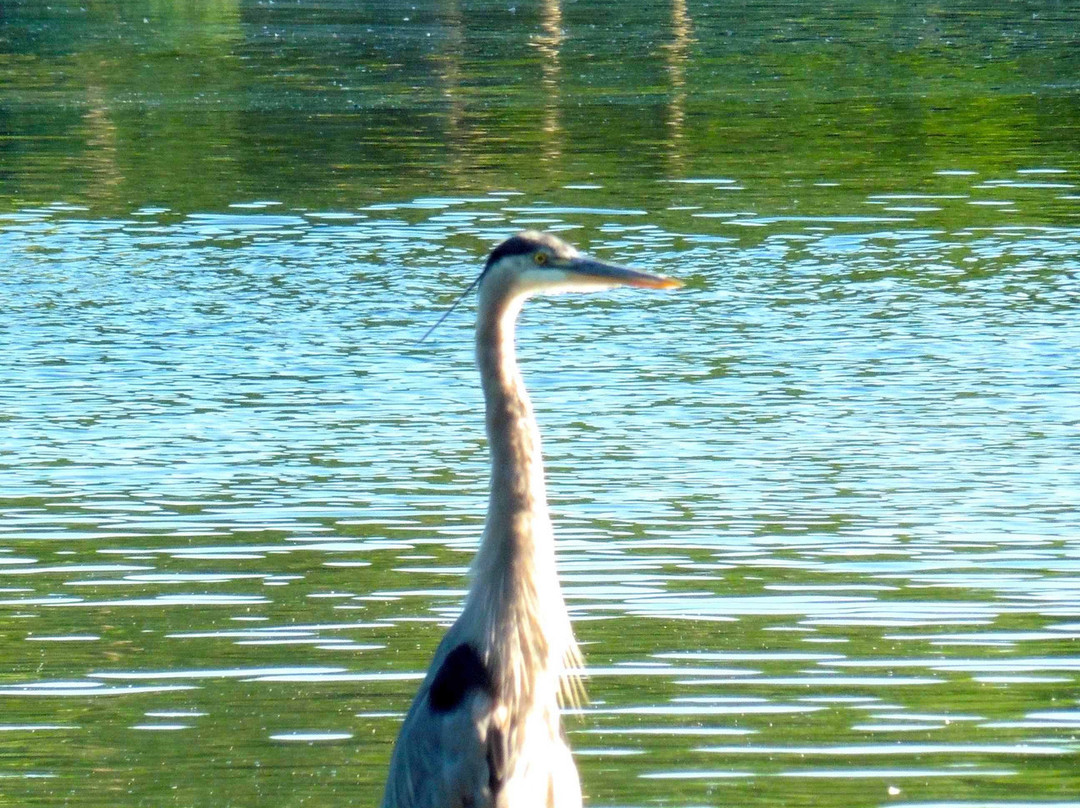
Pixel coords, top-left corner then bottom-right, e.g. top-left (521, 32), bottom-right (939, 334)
top-left (2, 176), bottom-right (1079, 807)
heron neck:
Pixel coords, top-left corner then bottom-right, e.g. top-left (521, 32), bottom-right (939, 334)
top-left (473, 294), bottom-right (554, 580)
top-left (464, 288), bottom-right (582, 717)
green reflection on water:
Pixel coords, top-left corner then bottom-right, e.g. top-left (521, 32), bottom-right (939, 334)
top-left (2, 1), bottom-right (1079, 216)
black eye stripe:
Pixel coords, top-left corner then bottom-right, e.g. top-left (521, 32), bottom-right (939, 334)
top-left (484, 235), bottom-right (538, 269)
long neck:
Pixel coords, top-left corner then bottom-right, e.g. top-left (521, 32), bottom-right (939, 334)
top-left (461, 288), bottom-right (582, 723)
top-left (463, 290), bottom-right (576, 708)
top-left (472, 293), bottom-right (556, 596)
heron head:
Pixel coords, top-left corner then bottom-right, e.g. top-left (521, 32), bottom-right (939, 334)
top-left (419, 231), bottom-right (680, 342)
top-left (479, 230), bottom-right (681, 300)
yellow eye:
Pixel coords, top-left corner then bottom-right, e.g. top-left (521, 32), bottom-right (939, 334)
top-left (534, 252), bottom-right (548, 265)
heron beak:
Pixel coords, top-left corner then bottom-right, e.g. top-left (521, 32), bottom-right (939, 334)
top-left (564, 257), bottom-right (683, 290)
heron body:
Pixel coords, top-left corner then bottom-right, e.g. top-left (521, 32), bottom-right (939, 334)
top-left (381, 231), bottom-right (680, 808)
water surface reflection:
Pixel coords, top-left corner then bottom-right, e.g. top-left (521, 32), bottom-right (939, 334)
top-left (2, 168), bottom-right (1079, 806)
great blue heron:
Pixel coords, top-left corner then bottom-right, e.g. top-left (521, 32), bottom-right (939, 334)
top-left (381, 230), bottom-right (681, 808)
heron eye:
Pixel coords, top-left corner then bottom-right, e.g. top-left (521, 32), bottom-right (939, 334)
top-left (533, 252), bottom-right (548, 266)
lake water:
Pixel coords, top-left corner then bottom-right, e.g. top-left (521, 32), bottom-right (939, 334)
top-left (2, 2), bottom-right (1079, 807)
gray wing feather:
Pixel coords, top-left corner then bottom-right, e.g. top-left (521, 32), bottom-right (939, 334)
top-left (381, 644), bottom-right (501, 808)
top-left (380, 641), bottom-right (581, 808)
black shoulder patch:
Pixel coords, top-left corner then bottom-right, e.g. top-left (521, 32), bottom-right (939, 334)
top-left (485, 234), bottom-right (538, 271)
top-left (428, 643), bottom-right (493, 714)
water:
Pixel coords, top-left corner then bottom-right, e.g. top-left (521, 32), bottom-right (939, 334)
top-left (2, 3), bottom-right (1080, 807)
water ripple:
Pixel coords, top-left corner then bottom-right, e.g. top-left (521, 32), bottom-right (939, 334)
top-left (3, 171), bottom-right (1079, 804)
